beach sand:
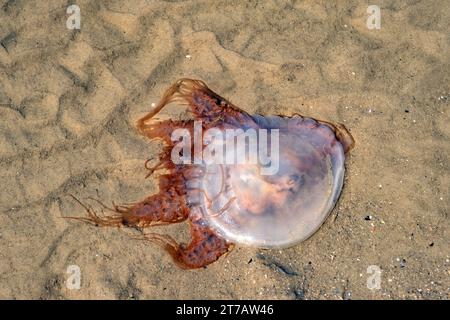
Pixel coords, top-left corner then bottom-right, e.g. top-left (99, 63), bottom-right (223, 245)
top-left (0, 0), bottom-right (448, 299)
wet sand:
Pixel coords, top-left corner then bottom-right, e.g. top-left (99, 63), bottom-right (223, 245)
top-left (0, 0), bottom-right (449, 299)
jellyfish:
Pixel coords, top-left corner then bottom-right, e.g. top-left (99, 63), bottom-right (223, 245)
top-left (70, 79), bottom-right (354, 269)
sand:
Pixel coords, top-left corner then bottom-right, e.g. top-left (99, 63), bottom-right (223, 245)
top-left (0, 0), bottom-right (448, 299)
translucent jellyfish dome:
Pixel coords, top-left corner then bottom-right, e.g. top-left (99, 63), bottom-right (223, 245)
top-left (189, 114), bottom-right (350, 248)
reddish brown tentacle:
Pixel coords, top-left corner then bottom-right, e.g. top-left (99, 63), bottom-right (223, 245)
top-left (136, 78), bottom-right (256, 134)
top-left (66, 195), bottom-right (124, 227)
top-left (136, 218), bottom-right (231, 269)
top-left (144, 160), bottom-right (165, 178)
top-left (68, 184), bottom-right (190, 228)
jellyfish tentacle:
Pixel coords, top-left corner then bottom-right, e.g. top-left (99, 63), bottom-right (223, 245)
top-left (120, 192), bottom-right (189, 227)
top-left (136, 79), bottom-right (207, 134)
top-left (137, 78), bottom-right (256, 134)
top-left (68, 190), bottom-right (190, 228)
top-left (144, 159), bottom-right (166, 178)
top-left (137, 218), bottom-right (231, 269)
top-left (139, 119), bottom-right (192, 144)
top-left (66, 194), bottom-right (123, 227)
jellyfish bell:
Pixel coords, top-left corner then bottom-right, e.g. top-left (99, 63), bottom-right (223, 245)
top-left (194, 114), bottom-right (352, 248)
